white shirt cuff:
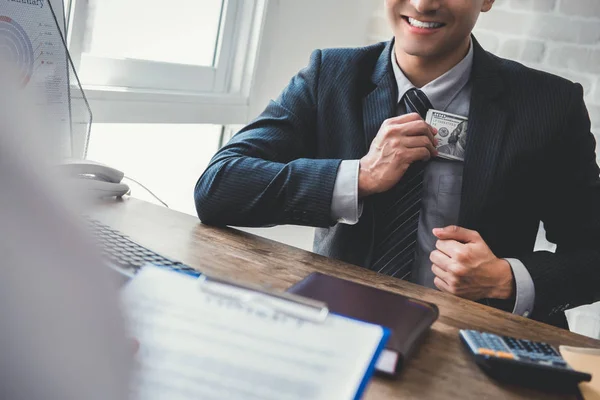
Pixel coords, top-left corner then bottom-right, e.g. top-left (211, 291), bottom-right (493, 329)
top-left (505, 258), bottom-right (535, 318)
top-left (331, 160), bottom-right (363, 225)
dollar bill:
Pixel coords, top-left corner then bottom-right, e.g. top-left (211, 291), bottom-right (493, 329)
top-left (425, 109), bottom-right (468, 162)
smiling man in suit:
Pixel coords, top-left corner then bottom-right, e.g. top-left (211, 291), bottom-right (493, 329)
top-left (195, 0), bottom-right (600, 327)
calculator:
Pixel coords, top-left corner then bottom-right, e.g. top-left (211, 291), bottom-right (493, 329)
top-left (459, 330), bottom-right (592, 391)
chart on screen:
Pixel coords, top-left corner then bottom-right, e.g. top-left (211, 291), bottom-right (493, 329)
top-left (0, 0), bottom-right (71, 158)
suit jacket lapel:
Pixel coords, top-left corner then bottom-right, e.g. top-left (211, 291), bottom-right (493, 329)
top-left (363, 40), bottom-right (398, 149)
top-left (459, 37), bottom-right (508, 228)
top-left (360, 40), bottom-right (398, 268)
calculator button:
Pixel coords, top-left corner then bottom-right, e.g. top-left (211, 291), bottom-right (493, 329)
top-left (478, 348), bottom-right (496, 356)
top-left (495, 351), bottom-right (515, 359)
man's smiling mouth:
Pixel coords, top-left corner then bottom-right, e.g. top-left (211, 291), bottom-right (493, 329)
top-left (403, 16), bottom-right (445, 29)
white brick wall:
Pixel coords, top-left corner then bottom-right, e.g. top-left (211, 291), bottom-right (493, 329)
top-left (367, 0), bottom-right (600, 160)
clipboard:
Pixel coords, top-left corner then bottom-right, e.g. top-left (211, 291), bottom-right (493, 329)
top-left (196, 273), bottom-right (390, 400)
top-left (197, 274), bottom-right (330, 323)
top-left (123, 267), bottom-right (390, 400)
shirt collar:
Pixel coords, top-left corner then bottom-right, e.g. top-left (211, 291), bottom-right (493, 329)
top-left (391, 40), bottom-right (474, 111)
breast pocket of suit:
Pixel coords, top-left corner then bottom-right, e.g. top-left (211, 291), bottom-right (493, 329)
top-left (436, 174), bottom-right (463, 228)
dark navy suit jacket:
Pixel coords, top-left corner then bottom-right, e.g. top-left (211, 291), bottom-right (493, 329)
top-left (195, 38), bottom-right (600, 327)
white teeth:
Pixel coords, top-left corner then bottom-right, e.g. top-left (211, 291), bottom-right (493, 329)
top-left (408, 17), bottom-right (443, 29)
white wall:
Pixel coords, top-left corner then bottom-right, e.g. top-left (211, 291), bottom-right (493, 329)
top-left (238, 0), bottom-right (374, 250)
top-left (248, 0), bottom-right (374, 117)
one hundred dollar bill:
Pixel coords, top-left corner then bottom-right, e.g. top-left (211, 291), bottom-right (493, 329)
top-left (425, 110), bottom-right (468, 162)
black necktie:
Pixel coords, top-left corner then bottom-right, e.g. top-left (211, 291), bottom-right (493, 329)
top-left (371, 88), bottom-right (433, 280)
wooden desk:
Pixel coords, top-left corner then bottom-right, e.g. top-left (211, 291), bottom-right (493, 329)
top-left (92, 198), bottom-right (600, 400)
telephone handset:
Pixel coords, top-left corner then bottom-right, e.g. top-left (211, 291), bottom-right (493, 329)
top-left (56, 160), bottom-right (130, 198)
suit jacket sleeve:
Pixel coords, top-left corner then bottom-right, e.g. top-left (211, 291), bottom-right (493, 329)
top-left (521, 83), bottom-right (600, 323)
top-left (194, 50), bottom-right (342, 228)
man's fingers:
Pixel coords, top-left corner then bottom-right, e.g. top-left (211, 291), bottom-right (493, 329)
top-left (433, 225), bottom-right (480, 243)
top-left (429, 249), bottom-right (452, 269)
top-left (434, 276), bottom-right (452, 293)
top-left (383, 112), bottom-right (425, 126)
top-left (432, 264), bottom-right (456, 286)
top-left (401, 120), bottom-right (437, 142)
top-left (383, 119), bottom-right (437, 145)
top-left (435, 239), bottom-right (465, 259)
top-left (400, 135), bottom-right (438, 156)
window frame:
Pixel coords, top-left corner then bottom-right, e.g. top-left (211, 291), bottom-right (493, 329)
top-left (65, 0), bottom-right (268, 124)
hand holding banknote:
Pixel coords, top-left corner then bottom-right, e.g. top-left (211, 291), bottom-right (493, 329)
top-left (426, 110), bottom-right (469, 161)
top-left (359, 113), bottom-right (438, 198)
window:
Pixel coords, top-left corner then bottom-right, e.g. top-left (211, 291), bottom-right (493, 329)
top-left (67, 0), bottom-right (267, 123)
top-left (64, 0), bottom-right (72, 28)
top-left (84, 0), bottom-right (222, 67)
top-left (64, 1), bottom-right (267, 215)
top-left (75, 0), bottom-right (224, 92)
top-left (86, 124), bottom-right (223, 216)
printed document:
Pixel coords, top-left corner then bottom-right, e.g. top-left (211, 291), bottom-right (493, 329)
top-left (122, 268), bottom-right (388, 400)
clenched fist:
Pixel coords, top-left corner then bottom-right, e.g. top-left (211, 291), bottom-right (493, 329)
top-left (358, 113), bottom-right (438, 198)
top-left (430, 226), bottom-right (515, 301)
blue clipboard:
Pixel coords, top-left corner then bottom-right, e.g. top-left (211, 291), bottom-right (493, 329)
top-left (197, 274), bottom-right (393, 400)
top-left (353, 326), bottom-right (391, 399)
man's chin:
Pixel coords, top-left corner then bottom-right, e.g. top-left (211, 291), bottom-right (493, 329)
top-left (400, 46), bottom-right (441, 59)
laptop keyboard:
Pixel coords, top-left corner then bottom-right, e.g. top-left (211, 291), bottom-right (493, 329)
top-left (87, 219), bottom-right (201, 278)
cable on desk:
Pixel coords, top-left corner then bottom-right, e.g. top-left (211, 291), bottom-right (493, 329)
top-left (123, 176), bottom-right (169, 208)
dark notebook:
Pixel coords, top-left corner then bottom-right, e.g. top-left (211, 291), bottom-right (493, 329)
top-left (288, 272), bottom-right (439, 376)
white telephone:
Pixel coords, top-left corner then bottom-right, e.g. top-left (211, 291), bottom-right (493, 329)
top-left (55, 160), bottom-right (130, 198)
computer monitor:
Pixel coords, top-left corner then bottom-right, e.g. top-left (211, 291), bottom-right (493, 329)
top-left (0, 0), bottom-right (92, 159)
